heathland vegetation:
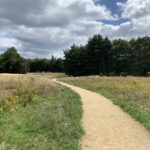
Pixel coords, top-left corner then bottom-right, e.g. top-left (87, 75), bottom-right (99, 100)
top-left (61, 76), bottom-right (150, 131)
top-left (0, 74), bottom-right (83, 149)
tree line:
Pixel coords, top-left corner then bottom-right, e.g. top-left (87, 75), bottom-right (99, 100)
top-left (64, 35), bottom-right (150, 76)
top-left (0, 35), bottom-right (150, 76)
top-left (0, 47), bottom-right (64, 74)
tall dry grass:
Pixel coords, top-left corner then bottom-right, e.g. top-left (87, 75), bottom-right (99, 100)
top-left (0, 74), bottom-right (58, 112)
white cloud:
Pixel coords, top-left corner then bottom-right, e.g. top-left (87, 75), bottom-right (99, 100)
top-left (0, 0), bottom-right (116, 57)
top-left (0, 35), bottom-right (22, 51)
top-left (0, 0), bottom-right (150, 58)
top-left (0, 0), bottom-right (114, 28)
top-left (111, 0), bottom-right (150, 39)
top-left (117, 0), bottom-right (150, 19)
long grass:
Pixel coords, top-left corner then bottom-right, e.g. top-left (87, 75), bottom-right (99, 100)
top-left (0, 74), bottom-right (83, 150)
top-left (61, 76), bottom-right (150, 131)
top-left (28, 72), bottom-right (67, 79)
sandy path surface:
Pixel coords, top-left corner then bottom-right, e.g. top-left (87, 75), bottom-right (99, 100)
top-left (52, 79), bottom-right (150, 150)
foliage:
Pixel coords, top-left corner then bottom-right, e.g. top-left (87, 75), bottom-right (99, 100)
top-left (130, 37), bottom-right (150, 75)
top-left (112, 39), bottom-right (132, 74)
top-left (0, 96), bottom-right (18, 114)
top-left (29, 57), bottom-right (64, 73)
top-left (64, 35), bottom-right (150, 76)
top-left (0, 47), bottom-right (29, 74)
top-left (0, 47), bottom-right (64, 74)
top-left (64, 45), bottom-right (87, 76)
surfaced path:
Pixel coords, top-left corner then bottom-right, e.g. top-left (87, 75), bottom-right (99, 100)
top-left (52, 79), bottom-right (150, 150)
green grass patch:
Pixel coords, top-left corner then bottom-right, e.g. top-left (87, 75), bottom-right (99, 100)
top-left (60, 76), bottom-right (150, 131)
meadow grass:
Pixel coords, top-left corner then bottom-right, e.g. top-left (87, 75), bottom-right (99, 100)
top-left (28, 72), bottom-right (67, 79)
top-left (0, 74), bottom-right (83, 150)
top-left (61, 76), bottom-right (150, 131)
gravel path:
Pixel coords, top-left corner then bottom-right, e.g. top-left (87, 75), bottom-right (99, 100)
top-left (52, 79), bottom-right (150, 150)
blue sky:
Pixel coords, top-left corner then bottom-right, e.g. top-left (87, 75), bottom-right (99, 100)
top-left (95, 0), bottom-right (128, 25)
top-left (94, 0), bottom-right (127, 15)
top-left (1, 33), bottom-right (14, 39)
top-left (0, 0), bottom-right (150, 58)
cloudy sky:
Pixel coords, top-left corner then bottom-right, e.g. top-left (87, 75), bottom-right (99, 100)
top-left (0, 0), bottom-right (150, 58)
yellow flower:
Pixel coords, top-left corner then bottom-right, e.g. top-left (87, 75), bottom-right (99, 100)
top-left (0, 108), bottom-right (3, 112)
top-left (10, 108), bottom-right (16, 113)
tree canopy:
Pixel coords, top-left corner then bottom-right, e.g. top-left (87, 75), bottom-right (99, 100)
top-left (0, 47), bottom-right (29, 73)
top-left (0, 47), bottom-right (64, 74)
top-left (64, 35), bottom-right (150, 76)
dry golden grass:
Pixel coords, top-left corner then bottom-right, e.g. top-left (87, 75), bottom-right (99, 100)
top-left (27, 72), bottom-right (67, 79)
top-left (0, 74), bottom-right (58, 112)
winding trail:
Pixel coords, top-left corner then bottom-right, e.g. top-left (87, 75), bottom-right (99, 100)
top-left (52, 79), bottom-right (150, 150)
